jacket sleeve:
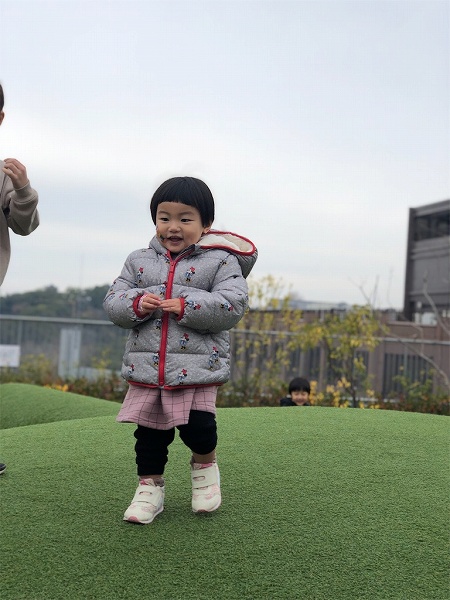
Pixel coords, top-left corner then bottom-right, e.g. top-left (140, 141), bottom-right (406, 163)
top-left (177, 253), bottom-right (249, 334)
top-left (2, 177), bottom-right (40, 236)
top-left (103, 255), bottom-right (161, 329)
top-left (280, 397), bottom-right (292, 406)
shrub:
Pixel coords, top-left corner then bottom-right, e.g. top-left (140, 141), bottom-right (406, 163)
top-left (2, 354), bottom-right (448, 415)
top-left (49, 373), bottom-right (126, 402)
top-left (0, 354), bottom-right (126, 402)
top-left (0, 354), bottom-right (55, 386)
top-left (378, 370), bottom-right (450, 416)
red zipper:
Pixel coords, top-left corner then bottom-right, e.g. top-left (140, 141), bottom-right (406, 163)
top-left (158, 250), bottom-right (193, 387)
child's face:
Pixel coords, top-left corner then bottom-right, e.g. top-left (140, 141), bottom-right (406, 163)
top-left (155, 201), bottom-right (211, 255)
top-left (291, 390), bottom-right (309, 405)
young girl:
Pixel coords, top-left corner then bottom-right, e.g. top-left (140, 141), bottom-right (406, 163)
top-left (104, 176), bottom-right (257, 524)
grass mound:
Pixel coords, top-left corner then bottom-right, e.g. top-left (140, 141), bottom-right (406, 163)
top-left (0, 383), bottom-right (119, 429)
top-left (0, 387), bottom-right (448, 599)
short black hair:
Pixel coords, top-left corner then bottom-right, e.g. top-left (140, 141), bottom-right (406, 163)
top-left (289, 377), bottom-right (311, 395)
top-left (0, 84), bottom-right (4, 112)
top-left (150, 176), bottom-right (215, 227)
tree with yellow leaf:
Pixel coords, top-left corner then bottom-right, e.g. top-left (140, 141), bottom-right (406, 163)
top-left (300, 306), bottom-right (381, 407)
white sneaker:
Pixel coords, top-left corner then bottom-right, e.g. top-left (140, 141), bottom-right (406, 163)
top-left (123, 478), bottom-right (164, 524)
top-left (191, 461), bottom-right (221, 513)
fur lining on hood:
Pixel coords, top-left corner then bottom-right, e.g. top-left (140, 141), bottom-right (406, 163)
top-left (197, 230), bottom-right (257, 278)
top-left (199, 231), bottom-right (253, 253)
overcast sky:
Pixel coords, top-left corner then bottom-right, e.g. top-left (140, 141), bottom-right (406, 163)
top-left (0, 0), bottom-right (448, 308)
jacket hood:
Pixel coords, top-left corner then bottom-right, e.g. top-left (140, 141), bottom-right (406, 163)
top-left (196, 230), bottom-right (257, 279)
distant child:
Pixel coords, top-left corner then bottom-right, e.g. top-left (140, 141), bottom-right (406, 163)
top-left (104, 176), bottom-right (257, 524)
top-left (280, 377), bottom-right (311, 406)
top-left (0, 82), bottom-right (40, 287)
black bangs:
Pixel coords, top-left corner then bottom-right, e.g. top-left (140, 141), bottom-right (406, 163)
top-left (150, 176), bottom-right (215, 227)
top-left (288, 377), bottom-right (311, 394)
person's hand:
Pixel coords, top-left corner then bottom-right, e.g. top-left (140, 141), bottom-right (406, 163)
top-left (2, 158), bottom-right (29, 190)
top-left (139, 293), bottom-right (162, 315)
top-left (160, 298), bottom-right (182, 316)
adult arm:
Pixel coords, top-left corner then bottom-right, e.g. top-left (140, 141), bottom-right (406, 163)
top-left (1, 160), bottom-right (39, 236)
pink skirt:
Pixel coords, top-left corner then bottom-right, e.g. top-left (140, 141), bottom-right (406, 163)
top-left (116, 384), bottom-right (218, 430)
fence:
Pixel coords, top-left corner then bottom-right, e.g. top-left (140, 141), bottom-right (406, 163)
top-left (0, 314), bottom-right (449, 397)
top-left (0, 315), bottom-right (127, 379)
top-left (230, 326), bottom-right (449, 396)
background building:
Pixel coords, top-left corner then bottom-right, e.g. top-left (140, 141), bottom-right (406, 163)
top-left (404, 199), bottom-right (450, 321)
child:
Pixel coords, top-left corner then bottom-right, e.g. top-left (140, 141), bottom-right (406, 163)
top-left (280, 377), bottom-right (311, 406)
top-left (104, 176), bottom-right (257, 524)
top-left (0, 82), bottom-right (40, 287)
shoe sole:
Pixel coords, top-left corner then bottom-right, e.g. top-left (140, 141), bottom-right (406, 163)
top-left (123, 506), bottom-right (164, 525)
top-left (192, 498), bottom-right (222, 514)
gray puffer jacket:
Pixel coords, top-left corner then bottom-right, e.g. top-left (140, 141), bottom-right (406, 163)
top-left (103, 231), bottom-right (257, 389)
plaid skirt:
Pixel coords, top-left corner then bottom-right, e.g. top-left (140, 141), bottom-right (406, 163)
top-left (116, 384), bottom-right (218, 430)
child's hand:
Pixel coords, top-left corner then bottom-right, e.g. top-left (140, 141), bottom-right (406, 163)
top-left (2, 158), bottom-right (29, 190)
top-left (139, 293), bottom-right (162, 315)
top-left (160, 298), bottom-right (182, 316)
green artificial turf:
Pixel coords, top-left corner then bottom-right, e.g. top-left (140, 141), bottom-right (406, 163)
top-left (0, 383), bottom-right (119, 429)
top-left (0, 387), bottom-right (449, 600)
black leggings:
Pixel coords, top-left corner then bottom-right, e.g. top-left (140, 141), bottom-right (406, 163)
top-left (134, 410), bottom-right (217, 476)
